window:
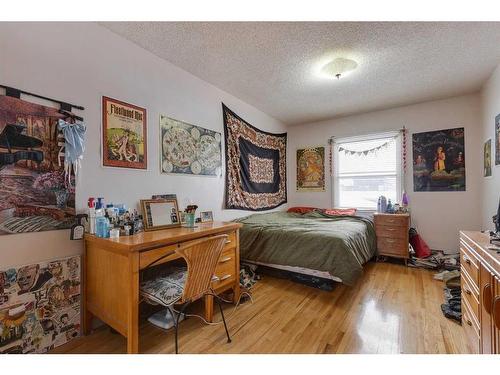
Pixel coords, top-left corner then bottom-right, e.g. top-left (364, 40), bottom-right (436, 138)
top-left (333, 133), bottom-right (402, 210)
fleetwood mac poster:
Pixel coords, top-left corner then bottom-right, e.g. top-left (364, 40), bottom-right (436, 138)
top-left (102, 96), bottom-right (147, 169)
top-left (412, 127), bottom-right (466, 192)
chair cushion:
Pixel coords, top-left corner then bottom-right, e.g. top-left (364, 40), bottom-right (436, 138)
top-left (140, 266), bottom-right (187, 306)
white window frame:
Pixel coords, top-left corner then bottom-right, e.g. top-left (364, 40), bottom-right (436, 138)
top-left (332, 131), bottom-right (403, 212)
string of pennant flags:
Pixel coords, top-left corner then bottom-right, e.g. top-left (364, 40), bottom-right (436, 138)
top-left (338, 137), bottom-right (395, 156)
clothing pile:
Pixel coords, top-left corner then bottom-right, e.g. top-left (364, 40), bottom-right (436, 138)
top-left (435, 270), bottom-right (462, 323)
top-left (240, 263), bottom-right (260, 289)
top-left (408, 250), bottom-right (460, 270)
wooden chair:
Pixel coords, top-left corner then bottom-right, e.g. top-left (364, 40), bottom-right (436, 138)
top-left (140, 234), bottom-right (231, 353)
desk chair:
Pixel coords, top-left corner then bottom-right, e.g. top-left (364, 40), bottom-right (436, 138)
top-left (140, 234), bottom-right (231, 353)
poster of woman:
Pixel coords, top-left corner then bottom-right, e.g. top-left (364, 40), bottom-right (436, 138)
top-left (412, 127), bottom-right (466, 192)
top-left (484, 139), bottom-right (492, 177)
top-left (495, 113), bottom-right (500, 165)
top-left (296, 146), bottom-right (325, 191)
top-left (102, 96), bottom-right (147, 169)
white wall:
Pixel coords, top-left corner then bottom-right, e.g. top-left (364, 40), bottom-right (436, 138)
top-left (480, 63), bottom-right (500, 230)
top-left (288, 94), bottom-right (483, 253)
top-left (0, 22), bottom-right (286, 267)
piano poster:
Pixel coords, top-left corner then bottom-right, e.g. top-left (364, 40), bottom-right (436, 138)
top-left (0, 95), bottom-right (75, 235)
top-left (102, 96), bottom-right (147, 169)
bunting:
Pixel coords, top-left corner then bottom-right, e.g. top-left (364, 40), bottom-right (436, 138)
top-left (338, 137), bottom-right (395, 156)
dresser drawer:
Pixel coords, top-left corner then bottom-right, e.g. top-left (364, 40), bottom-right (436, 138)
top-left (375, 224), bottom-right (407, 239)
top-left (461, 273), bottom-right (480, 321)
top-left (460, 243), bottom-right (480, 288)
top-left (377, 237), bottom-right (408, 256)
top-left (375, 214), bottom-right (409, 227)
top-left (462, 297), bottom-right (480, 354)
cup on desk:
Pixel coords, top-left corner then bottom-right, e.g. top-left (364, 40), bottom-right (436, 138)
top-left (185, 213), bottom-right (195, 228)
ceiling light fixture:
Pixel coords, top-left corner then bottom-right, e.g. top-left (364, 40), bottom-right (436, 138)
top-left (321, 58), bottom-right (358, 80)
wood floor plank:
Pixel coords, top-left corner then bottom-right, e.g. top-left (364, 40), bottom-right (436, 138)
top-left (51, 261), bottom-right (470, 354)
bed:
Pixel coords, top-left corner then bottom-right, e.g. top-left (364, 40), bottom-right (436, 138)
top-left (234, 210), bottom-right (377, 286)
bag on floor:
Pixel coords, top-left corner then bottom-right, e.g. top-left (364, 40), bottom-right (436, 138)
top-left (409, 227), bottom-right (431, 258)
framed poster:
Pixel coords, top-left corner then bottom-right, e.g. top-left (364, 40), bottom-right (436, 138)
top-left (484, 139), bottom-right (492, 177)
top-left (160, 115), bottom-right (222, 176)
top-left (296, 146), bottom-right (325, 191)
top-left (496, 113), bottom-right (500, 165)
top-left (412, 127), bottom-right (466, 192)
top-left (102, 96), bottom-right (147, 169)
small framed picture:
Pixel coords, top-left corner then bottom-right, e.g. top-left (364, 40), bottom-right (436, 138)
top-left (140, 198), bottom-right (181, 231)
top-left (179, 211), bottom-right (187, 225)
top-left (200, 211), bottom-right (213, 223)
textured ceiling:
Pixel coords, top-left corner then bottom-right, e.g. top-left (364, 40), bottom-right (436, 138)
top-left (100, 22), bottom-right (500, 125)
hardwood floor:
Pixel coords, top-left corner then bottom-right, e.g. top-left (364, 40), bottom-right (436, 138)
top-left (53, 261), bottom-right (470, 354)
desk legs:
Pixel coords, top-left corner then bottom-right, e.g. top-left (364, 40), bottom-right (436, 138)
top-left (127, 253), bottom-right (140, 354)
top-left (204, 294), bottom-right (214, 322)
top-left (82, 310), bottom-right (93, 335)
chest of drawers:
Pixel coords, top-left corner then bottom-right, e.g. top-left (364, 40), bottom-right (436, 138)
top-left (374, 213), bottom-right (410, 264)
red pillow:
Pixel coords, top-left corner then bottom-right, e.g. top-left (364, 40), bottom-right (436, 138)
top-left (323, 208), bottom-right (357, 216)
top-left (287, 206), bottom-right (317, 214)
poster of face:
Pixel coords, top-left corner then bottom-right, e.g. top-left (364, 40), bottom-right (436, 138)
top-left (160, 115), bottom-right (222, 176)
top-left (495, 114), bottom-right (500, 165)
top-left (102, 96), bottom-right (147, 169)
top-left (296, 147), bottom-right (325, 191)
top-left (0, 96), bottom-right (75, 235)
top-left (484, 139), bottom-right (492, 177)
top-left (412, 127), bottom-right (466, 192)
top-left (0, 256), bottom-right (81, 354)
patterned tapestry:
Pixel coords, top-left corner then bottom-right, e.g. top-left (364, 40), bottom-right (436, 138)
top-left (0, 96), bottom-right (75, 235)
top-left (0, 255), bottom-right (81, 354)
top-left (296, 147), bottom-right (325, 191)
top-left (223, 104), bottom-right (287, 210)
top-left (160, 115), bottom-right (222, 176)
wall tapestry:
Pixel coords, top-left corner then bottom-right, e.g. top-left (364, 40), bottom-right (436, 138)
top-left (160, 115), bottom-right (222, 176)
top-left (496, 113), bottom-right (500, 165)
top-left (102, 96), bottom-right (147, 169)
top-left (484, 139), bottom-right (492, 177)
top-left (223, 103), bottom-right (287, 210)
top-left (412, 127), bottom-right (466, 192)
top-left (296, 146), bottom-right (325, 191)
top-left (0, 255), bottom-right (81, 354)
top-left (0, 96), bottom-right (75, 235)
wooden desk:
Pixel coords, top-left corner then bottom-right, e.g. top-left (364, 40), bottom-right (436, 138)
top-left (83, 221), bottom-right (242, 354)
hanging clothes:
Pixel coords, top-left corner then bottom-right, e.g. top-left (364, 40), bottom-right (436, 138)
top-left (57, 119), bottom-right (86, 186)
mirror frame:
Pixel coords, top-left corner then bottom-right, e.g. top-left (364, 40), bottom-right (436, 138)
top-left (140, 198), bottom-right (181, 231)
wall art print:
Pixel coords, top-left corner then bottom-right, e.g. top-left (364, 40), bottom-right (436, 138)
top-left (223, 103), bottom-right (287, 211)
top-left (0, 255), bottom-right (81, 354)
top-left (412, 127), bottom-right (466, 192)
top-left (102, 96), bottom-right (147, 169)
top-left (484, 139), bottom-right (492, 177)
top-left (496, 113), bottom-right (500, 165)
top-left (296, 146), bottom-right (325, 191)
top-left (160, 115), bottom-right (222, 176)
top-left (0, 95), bottom-right (75, 235)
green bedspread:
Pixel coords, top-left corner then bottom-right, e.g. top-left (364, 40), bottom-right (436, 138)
top-left (234, 211), bottom-right (376, 285)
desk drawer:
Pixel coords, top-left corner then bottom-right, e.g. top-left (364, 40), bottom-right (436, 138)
top-left (139, 244), bottom-right (178, 270)
top-left (462, 296), bottom-right (480, 354)
top-left (460, 243), bottom-right (479, 288)
top-left (221, 231), bottom-right (236, 251)
top-left (212, 258), bottom-right (236, 290)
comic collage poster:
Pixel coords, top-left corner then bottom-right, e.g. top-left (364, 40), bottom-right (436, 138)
top-left (296, 147), bottom-right (325, 191)
top-left (0, 96), bottom-right (76, 235)
top-left (496, 113), bottom-right (500, 166)
top-left (0, 256), bottom-right (81, 354)
top-left (102, 96), bottom-right (147, 169)
top-left (412, 127), bottom-right (466, 192)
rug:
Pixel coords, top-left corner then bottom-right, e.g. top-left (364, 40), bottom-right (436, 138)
top-left (222, 104), bottom-right (287, 210)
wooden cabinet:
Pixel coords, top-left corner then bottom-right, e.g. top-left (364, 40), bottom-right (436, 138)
top-left (460, 231), bottom-right (500, 354)
top-left (374, 213), bottom-right (410, 264)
